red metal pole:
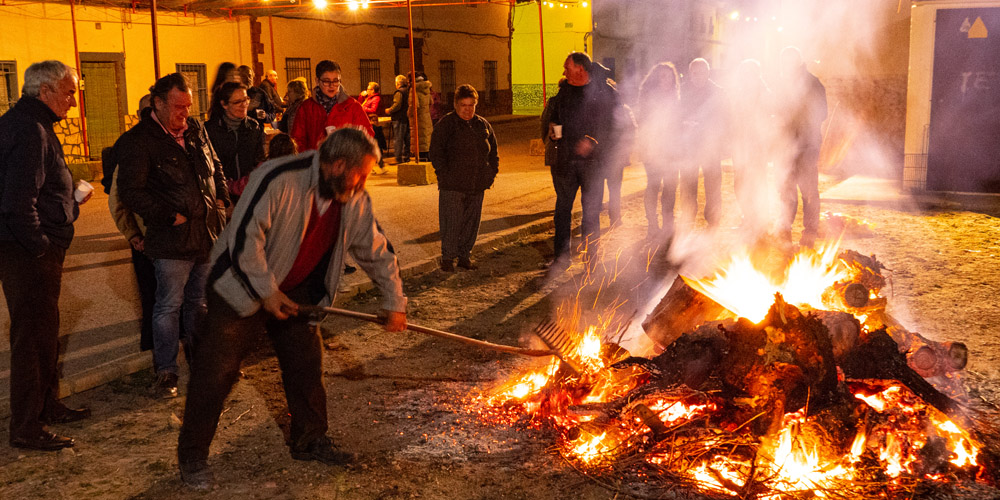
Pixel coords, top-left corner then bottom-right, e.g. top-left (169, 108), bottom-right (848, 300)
top-left (151, 0), bottom-right (161, 78)
top-left (69, 0), bottom-right (90, 158)
top-left (407, 0), bottom-right (420, 162)
top-left (269, 15), bottom-right (277, 71)
top-left (536, 0), bottom-right (547, 106)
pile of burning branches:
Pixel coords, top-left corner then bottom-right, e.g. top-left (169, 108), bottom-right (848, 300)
top-left (475, 244), bottom-right (1000, 499)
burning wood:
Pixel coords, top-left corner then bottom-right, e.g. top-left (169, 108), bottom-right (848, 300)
top-left (475, 243), bottom-right (999, 499)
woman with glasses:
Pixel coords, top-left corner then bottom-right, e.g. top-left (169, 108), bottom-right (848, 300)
top-left (290, 60), bottom-right (374, 152)
top-left (205, 81), bottom-right (266, 205)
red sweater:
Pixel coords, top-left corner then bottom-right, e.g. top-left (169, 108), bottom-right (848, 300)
top-left (290, 96), bottom-right (375, 151)
top-left (279, 200), bottom-right (342, 292)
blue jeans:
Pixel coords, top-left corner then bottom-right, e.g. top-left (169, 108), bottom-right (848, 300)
top-left (392, 120), bottom-right (410, 163)
top-left (551, 159), bottom-right (603, 259)
top-left (152, 258), bottom-right (211, 375)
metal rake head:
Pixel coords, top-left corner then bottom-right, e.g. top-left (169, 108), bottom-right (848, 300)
top-left (533, 319), bottom-right (584, 375)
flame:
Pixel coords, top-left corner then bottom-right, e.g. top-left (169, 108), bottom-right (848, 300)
top-left (686, 242), bottom-right (849, 323)
top-left (570, 432), bottom-right (611, 464)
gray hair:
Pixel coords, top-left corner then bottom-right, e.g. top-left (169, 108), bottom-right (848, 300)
top-left (318, 126), bottom-right (380, 168)
top-left (394, 75), bottom-right (408, 88)
top-left (22, 60), bottom-right (75, 98)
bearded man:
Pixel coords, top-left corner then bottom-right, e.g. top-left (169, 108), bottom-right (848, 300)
top-left (177, 127), bottom-right (407, 489)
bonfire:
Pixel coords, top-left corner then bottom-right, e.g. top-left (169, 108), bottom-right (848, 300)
top-left (476, 242), bottom-right (998, 499)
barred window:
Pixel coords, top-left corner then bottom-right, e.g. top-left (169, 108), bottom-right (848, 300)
top-left (176, 63), bottom-right (208, 120)
top-left (439, 60), bottom-right (456, 97)
top-left (482, 60), bottom-right (498, 104)
top-left (285, 57), bottom-right (312, 89)
top-left (0, 61), bottom-right (18, 114)
top-left (359, 59), bottom-right (381, 95)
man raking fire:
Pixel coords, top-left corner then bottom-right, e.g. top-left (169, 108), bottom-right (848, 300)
top-left (176, 127), bottom-right (407, 490)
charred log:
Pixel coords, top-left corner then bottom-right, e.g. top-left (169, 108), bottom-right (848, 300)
top-left (642, 275), bottom-right (730, 350)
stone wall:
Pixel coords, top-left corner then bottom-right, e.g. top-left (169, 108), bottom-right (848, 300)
top-left (54, 114), bottom-right (140, 163)
top-left (821, 75), bottom-right (908, 177)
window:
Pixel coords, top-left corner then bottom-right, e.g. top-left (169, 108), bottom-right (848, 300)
top-left (285, 57), bottom-right (312, 89)
top-left (482, 60), bottom-right (498, 104)
top-left (0, 61), bottom-right (17, 114)
top-left (359, 59), bottom-right (380, 95)
top-left (439, 60), bottom-right (456, 97)
top-left (176, 63), bottom-right (207, 120)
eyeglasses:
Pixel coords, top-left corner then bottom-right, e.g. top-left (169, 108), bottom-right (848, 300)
top-left (319, 78), bottom-right (342, 86)
top-left (228, 97), bottom-right (250, 106)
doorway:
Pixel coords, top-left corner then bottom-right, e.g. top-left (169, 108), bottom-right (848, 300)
top-left (393, 36), bottom-right (424, 77)
top-left (80, 53), bottom-right (127, 160)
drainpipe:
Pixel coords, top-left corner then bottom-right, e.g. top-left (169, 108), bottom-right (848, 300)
top-left (70, 0), bottom-right (90, 158)
top-left (269, 15), bottom-right (277, 71)
top-left (537, 0), bottom-right (547, 106)
top-left (407, 0), bottom-right (420, 162)
top-left (151, 0), bottom-right (161, 78)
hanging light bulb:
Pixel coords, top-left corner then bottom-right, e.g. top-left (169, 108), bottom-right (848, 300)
top-left (361, 0), bottom-right (369, 7)
top-left (313, 0), bottom-right (327, 8)
top-left (581, 1), bottom-right (588, 6)
top-left (347, 0), bottom-right (359, 9)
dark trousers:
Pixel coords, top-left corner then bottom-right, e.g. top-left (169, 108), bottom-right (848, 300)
top-left (392, 120), bottom-right (410, 163)
top-left (552, 159), bottom-right (603, 258)
top-left (177, 283), bottom-right (328, 464)
top-left (438, 190), bottom-right (485, 261)
top-left (131, 247), bottom-right (157, 352)
top-left (679, 152), bottom-right (722, 227)
top-left (644, 163), bottom-right (679, 235)
top-left (779, 145), bottom-right (821, 239)
top-left (604, 165), bottom-right (624, 225)
top-left (0, 241), bottom-right (66, 440)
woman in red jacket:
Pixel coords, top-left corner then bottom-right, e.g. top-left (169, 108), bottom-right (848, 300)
top-left (360, 81), bottom-right (388, 170)
top-left (290, 60), bottom-right (374, 152)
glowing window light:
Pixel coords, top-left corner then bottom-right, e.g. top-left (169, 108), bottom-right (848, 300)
top-left (313, 0), bottom-right (326, 8)
top-left (347, 0), bottom-right (359, 9)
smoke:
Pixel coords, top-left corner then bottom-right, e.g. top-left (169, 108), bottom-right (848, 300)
top-left (570, 1), bottom-right (916, 353)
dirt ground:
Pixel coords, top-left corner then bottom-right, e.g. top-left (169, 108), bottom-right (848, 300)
top-left (1, 173), bottom-right (999, 499)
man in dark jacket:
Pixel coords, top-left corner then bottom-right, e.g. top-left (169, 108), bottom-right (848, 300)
top-left (429, 84), bottom-right (499, 272)
top-left (118, 73), bottom-right (231, 399)
top-left (544, 52), bottom-right (620, 271)
top-left (776, 46), bottom-right (827, 248)
top-left (387, 74), bottom-right (410, 164)
top-left (0, 60), bottom-right (92, 451)
top-left (259, 70), bottom-right (285, 114)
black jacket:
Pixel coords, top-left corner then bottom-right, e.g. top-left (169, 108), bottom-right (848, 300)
top-left (429, 112), bottom-right (499, 193)
top-left (0, 96), bottom-right (78, 256)
top-left (117, 108), bottom-right (230, 261)
top-left (548, 76), bottom-right (621, 168)
top-left (204, 114), bottom-right (266, 184)
top-left (388, 87), bottom-right (409, 122)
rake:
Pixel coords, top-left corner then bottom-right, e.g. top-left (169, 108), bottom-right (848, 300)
top-left (300, 305), bottom-right (558, 357)
top-left (532, 318), bottom-right (585, 374)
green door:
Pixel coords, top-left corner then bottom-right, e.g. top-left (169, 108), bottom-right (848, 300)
top-left (81, 61), bottom-right (123, 160)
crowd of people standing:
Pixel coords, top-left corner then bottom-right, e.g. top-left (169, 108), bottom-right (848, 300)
top-left (0, 46), bottom-right (826, 489)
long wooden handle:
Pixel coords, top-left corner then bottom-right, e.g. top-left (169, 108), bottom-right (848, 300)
top-left (300, 305), bottom-right (557, 357)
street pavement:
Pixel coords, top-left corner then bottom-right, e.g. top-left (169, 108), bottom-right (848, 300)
top-left (0, 115), bottom-right (650, 416)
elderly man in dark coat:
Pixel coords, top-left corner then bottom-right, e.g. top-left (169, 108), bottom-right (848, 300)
top-left (0, 60), bottom-right (93, 451)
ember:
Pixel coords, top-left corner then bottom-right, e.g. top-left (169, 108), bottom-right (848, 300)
top-left (474, 242), bottom-right (999, 499)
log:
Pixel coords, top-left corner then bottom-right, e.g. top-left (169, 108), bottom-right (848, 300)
top-left (642, 275), bottom-right (730, 350)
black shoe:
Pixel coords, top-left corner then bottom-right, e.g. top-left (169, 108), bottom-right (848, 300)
top-left (153, 372), bottom-right (179, 399)
top-left (43, 406), bottom-right (92, 425)
top-left (180, 460), bottom-right (215, 491)
top-left (10, 430), bottom-right (75, 451)
top-left (457, 258), bottom-right (478, 271)
top-left (290, 436), bottom-right (356, 466)
top-left (440, 259), bottom-right (455, 272)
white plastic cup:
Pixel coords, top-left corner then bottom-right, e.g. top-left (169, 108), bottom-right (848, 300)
top-left (552, 124), bottom-right (563, 139)
top-left (325, 125), bottom-right (337, 135)
top-left (74, 180), bottom-right (94, 203)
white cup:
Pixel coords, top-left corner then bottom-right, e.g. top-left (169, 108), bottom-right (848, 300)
top-left (74, 180), bottom-right (94, 203)
top-left (552, 124), bottom-right (563, 139)
top-left (325, 125), bottom-right (337, 135)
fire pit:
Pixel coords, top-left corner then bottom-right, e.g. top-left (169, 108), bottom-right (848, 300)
top-left (474, 243), bottom-right (998, 499)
